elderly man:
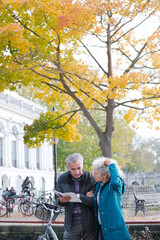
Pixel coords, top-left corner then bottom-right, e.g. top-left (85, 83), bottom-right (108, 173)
top-left (56, 153), bottom-right (96, 240)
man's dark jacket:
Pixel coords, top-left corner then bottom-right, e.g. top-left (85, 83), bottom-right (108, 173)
top-left (56, 170), bottom-right (96, 234)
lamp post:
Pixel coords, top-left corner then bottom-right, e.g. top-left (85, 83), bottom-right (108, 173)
top-left (53, 137), bottom-right (57, 190)
top-left (52, 106), bottom-right (58, 190)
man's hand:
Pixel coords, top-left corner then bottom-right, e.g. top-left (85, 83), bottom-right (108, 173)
top-left (58, 194), bottom-right (71, 203)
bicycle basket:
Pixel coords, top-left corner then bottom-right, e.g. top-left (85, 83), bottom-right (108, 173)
top-left (35, 203), bottom-right (60, 221)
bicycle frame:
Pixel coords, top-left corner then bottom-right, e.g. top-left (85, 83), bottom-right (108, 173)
top-left (44, 224), bottom-right (58, 240)
top-left (5, 196), bottom-right (24, 216)
top-left (36, 203), bottom-right (61, 240)
top-left (41, 209), bottom-right (58, 240)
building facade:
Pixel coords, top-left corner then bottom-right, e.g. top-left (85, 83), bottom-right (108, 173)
top-left (0, 90), bottom-right (54, 196)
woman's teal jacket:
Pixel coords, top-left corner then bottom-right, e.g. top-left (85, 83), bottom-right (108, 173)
top-left (94, 163), bottom-right (131, 240)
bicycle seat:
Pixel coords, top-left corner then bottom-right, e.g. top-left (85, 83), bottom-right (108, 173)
top-left (6, 195), bottom-right (17, 199)
top-left (9, 195), bottom-right (25, 199)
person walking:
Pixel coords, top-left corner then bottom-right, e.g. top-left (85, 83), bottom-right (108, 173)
top-left (87, 157), bottom-right (131, 240)
top-left (56, 153), bottom-right (96, 240)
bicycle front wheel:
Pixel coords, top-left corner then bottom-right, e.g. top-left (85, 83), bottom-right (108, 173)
top-left (18, 199), bottom-right (33, 216)
top-left (0, 200), bottom-right (7, 217)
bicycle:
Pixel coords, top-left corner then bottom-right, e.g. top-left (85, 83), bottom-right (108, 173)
top-left (0, 194), bottom-right (33, 217)
top-left (19, 195), bottom-right (34, 216)
top-left (34, 201), bottom-right (64, 240)
top-left (36, 190), bottom-right (55, 205)
top-left (22, 187), bottom-right (37, 200)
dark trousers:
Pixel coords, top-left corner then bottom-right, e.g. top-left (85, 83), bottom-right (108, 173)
top-left (63, 223), bottom-right (96, 240)
top-left (98, 225), bottom-right (104, 240)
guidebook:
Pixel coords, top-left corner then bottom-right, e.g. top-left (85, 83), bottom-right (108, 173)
top-left (52, 189), bottom-right (82, 203)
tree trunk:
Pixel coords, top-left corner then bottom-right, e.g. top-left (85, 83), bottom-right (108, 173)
top-left (99, 22), bottom-right (114, 158)
top-left (99, 99), bottom-right (114, 158)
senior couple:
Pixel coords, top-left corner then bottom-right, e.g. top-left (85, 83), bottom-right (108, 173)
top-left (56, 153), bottom-right (131, 240)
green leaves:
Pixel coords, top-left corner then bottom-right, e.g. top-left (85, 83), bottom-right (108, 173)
top-left (24, 110), bottom-right (81, 147)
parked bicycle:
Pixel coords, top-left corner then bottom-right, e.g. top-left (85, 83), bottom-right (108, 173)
top-left (36, 190), bottom-right (55, 205)
top-left (34, 201), bottom-right (64, 240)
top-left (0, 194), bottom-right (33, 217)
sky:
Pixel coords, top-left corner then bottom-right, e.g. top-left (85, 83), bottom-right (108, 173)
top-left (135, 122), bottom-right (159, 139)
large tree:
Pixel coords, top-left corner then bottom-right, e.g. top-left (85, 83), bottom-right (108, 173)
top-left (0, 0), bottom-right (160, 158)
top-left (57, 112), bottom-right (135, 171)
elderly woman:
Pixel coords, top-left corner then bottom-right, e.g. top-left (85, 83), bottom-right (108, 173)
top-left (87, 157), bottom-right (131, 240)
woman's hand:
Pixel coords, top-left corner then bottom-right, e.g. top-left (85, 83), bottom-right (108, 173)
top-left (104, 158), bottom-right (113, 166)
top-left (86, 191), bottom-right (94, 197)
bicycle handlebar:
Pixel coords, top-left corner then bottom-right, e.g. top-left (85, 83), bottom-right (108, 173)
top-left (42, 203), bottom-right (63, 213)
top-left (33, 200), bottom-right (63, 213)
top-left (34, 200), bottom-right (64, 222)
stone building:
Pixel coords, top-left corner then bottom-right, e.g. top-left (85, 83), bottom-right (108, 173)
top-left (0, 90), bottom-right (54, 196)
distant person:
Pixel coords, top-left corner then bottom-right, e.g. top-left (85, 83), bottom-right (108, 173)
top-left (9, 187), bottom-right (16, 197)
top-left (2, 187), bottom-right (16, 200)
top-left (56, 153), bottom-right (96, 240)
top-left (87, 157), bottom-right (131, 240)
top-left (2, 187), bottom-right (9, 200)
top-left (21, 176), bottom-right (33, 195)
top-left (2, 187), bottom-right (9, 195)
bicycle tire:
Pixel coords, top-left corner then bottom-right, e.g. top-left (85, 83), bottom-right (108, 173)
top-left (0, 200), bottom-right (7, 217)
top-left (18, 199), bottom-right (33, 216)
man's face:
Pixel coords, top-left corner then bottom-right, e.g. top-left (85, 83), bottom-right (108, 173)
top-left (67, 159), bottom-right (83, 179)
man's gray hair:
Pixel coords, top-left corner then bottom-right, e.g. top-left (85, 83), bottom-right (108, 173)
top-left (65, 153), bottom-right (83, 167)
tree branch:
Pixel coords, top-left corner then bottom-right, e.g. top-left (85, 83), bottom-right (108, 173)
top-left (115, 94), bottom-right (160, 110)
top-left (6, 8), bottom-right (46, 40)
top-left (80, 41), bottom-right (108, 77)
top-left (64, 75), bottom-right (106, 109)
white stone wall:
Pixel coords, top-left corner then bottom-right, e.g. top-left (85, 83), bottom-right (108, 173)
top-left (124, 171), bottom-right (160, 186)
top-left (0, 90), bottom-right (54, 197)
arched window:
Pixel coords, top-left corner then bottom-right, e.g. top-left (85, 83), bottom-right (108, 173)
top-left (36, 147), bottom-right (41, 170)
top-left (40, 177), bottom-right (45, 192)
top-left (0, 123), bottom-right (4, 133)
top-left (30, 176), bottom-right (35, 187)
top-left (11, 126), bottom-right (18, 168)
top-left (0, 122), bottom-right (4, 166)
top-left (0, 138), bottom-right (3, 166)
top-left (1, 174), bottom-right (9, 190)
top-left (24, 144), bottom-right (29, 169)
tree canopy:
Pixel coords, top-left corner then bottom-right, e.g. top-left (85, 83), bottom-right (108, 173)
top-left (0, 0), bottom-right (160, 159)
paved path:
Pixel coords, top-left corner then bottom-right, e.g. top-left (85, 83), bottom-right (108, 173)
top-left (0, 209), bottom-right (160, 223)
top-left (0, 209), bottom-right (64, 223)
top-left (124, 209), bottom-right (160, 222)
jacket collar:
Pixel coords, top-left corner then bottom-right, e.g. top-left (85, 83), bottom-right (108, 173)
top-left (68, 171), bottom-right (84, 184)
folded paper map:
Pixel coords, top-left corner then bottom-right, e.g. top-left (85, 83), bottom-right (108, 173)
top-left (52, 189), bottom-right (82, 203)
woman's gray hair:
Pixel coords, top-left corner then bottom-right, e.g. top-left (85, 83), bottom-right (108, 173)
top-left (65, 153), bottom-right (83, 167)
top-left (92, 156), bottom-right (124, 178)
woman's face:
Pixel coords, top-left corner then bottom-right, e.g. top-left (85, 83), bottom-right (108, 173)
top-left (93, 168), bottom-right (107, 182)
